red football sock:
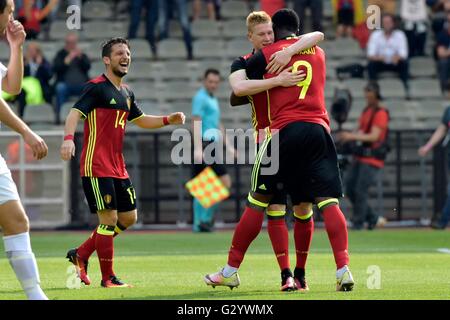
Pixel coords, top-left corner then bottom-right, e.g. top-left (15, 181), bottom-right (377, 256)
top-left (77, 223), bottom-right (125, 261)
top-left (95, 225), bottom-right (115, 281)
top-left (321, 205), bottom-right (349, 269)
top-left (267, 219), bottom-right (290, 271)
top-left (77, 229), bottom-right (97, 261)
top-left (227, 206), bottom-right (264, 268)
top-left (294, 218), bottom-right (314, 269)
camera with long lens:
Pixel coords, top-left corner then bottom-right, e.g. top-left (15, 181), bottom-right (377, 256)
top-left (331, 87), bottom-right (354, 170)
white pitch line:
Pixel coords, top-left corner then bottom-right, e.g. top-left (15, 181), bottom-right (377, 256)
top-left (437, 248), bottom-right (450, 254)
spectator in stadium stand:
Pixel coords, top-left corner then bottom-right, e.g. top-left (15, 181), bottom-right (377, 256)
top-left (259, 0), bottom-right (285, 17)
top-left (192, 0), bottom-right (222, 21)
top-left (128, 0), bottom-right (158, 58)
top-left (293, 0), bottom-right (323, 33)
top-left (336, 82), bottom-right (389, 230)
top-left (401, 0), bottom-right (428, 57)
top-left (158, 0), bottom-right (193, 60)
top-left (367, 14), bottom-right (411, 100)
top-left (418, 82), bottom-right (450, 230)
top-left (427, 0), bottom-right (450, 38)
top-left (436, 11), bottom-right (450, 94)
top-left (191, 69), bottom-right (236, 232)
top-left (17, 0), bottom-right (58, 39)
top-left (53, 32), bottom-right (91, 125)
top-left (17, 41), bottom-right (53, 118)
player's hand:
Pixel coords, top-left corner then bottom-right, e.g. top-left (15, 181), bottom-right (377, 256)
top-left (60, 140), bottom-right (76, 161)
top-left (276, 66), bottom-right (305, 87)
top-left (267, 49), bottom-right (292, 74)
top-left (168, 112), bottom-right (186, 125)
top-left (22, 130), bottom-right (48, 160)
top-left (6, 20), bottom-right (26, 47)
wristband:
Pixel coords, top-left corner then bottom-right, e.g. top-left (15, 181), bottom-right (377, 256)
top-left (64, 134), bottom-right (74, 141)
top-left (163, 116), bottom-right (170, 126)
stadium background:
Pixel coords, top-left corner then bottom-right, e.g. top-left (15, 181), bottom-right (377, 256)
top-left (0, 0), bottom-right (447, 231)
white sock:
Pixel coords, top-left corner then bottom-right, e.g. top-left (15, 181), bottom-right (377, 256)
top-left (222, 264), bottom-right (238, 278)
top-left (3, 232), bottom-right (48, 300)
top-left (336, 265), bottom-right (349, 279)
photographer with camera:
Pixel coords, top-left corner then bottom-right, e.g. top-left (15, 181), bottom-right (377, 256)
top-left (336, 82), bottom-right (389, 230)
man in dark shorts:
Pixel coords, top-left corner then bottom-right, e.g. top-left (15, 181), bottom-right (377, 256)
top-left (60, 37), bottom-right (185, 288)
top-left (224, 11), bottom-right (324, 292)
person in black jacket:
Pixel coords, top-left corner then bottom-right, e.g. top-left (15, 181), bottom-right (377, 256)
top-left (17, 41), bottom-right (53, 118)
top-left (53, 32), bottom-right (90, 124)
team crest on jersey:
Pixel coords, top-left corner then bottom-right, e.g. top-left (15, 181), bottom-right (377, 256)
top-left (126, 98), bottom-right (131, 110)
top-left (104, 194), bottom-right (112, 204)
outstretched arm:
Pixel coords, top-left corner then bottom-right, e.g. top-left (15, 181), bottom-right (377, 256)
top-left (132, 112), bottom-right (185, 129)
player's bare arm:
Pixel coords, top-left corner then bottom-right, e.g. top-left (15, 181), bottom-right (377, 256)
top-left (0, 97), bottom-right (48, 160)
top-left (2, 20), bottom-right (25, 95)
top-left (267, 31), bottom-right (324, 74)
top-left (133, 112), bottom-right (186, 129)
top-left (229, 67), bottom-right (305, 97)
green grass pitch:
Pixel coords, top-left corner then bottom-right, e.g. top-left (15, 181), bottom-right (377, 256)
top-left (0, 229), bottom-right (449, 300)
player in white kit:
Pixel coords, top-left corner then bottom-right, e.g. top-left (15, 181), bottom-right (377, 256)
top-left (0, 0), bottom-right (49, 300)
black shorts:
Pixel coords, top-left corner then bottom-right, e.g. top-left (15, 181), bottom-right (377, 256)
top-left (193, 141), bottom-right (228, 177)
top-left (251, 122), bottom-right (343, 205)
top-left (338, 8), bottom-right (354, 26)
top-left (255, 141), bottom-right (287, 206)
top-left (82, 177), bottom-right (137, 214)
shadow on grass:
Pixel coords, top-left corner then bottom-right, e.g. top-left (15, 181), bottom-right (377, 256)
top-left (111, 288), bottom-right (315, 300)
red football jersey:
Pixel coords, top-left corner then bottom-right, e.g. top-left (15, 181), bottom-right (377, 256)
top-left (73, 75), bottom-right (144, 178)
top-left (250, 38), bottom-right (330, 132)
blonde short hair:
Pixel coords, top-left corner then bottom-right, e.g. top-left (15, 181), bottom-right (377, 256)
top-left (246, 11), bottom-right (271, 33)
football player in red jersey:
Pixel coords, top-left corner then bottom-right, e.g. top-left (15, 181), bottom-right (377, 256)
top-left (214, 11), bottom-right (324, 292)
top-left (206, 9), bottom-right (354, 292)
top-left (60, 38), bottom-right (185, 288)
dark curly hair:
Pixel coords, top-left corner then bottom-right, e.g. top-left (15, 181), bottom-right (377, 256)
top-left (101, 37), bottom-right (130, 58)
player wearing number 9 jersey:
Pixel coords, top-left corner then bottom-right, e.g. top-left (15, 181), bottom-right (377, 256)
top-left (244, 9), bottom-right (354, 291)
top-left (60, 37), bottom-right (186, 288)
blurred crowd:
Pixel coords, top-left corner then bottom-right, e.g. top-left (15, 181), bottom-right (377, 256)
top-left (3, 0), bottom-right (450, 124)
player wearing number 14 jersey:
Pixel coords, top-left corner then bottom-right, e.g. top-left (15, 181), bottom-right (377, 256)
top-left (60, 37), bottom-right (185, 288)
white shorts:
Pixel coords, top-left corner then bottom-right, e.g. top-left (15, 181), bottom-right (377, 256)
top-left (0, 171), bottom-right (20, 205)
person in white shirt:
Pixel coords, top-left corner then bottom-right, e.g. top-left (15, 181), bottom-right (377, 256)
top-left (401, 0), bottom-right (428, 57)
top-left (0, 0), bottom-right (49, 300)
top-left (367, 14), bottom-right (411, 99)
